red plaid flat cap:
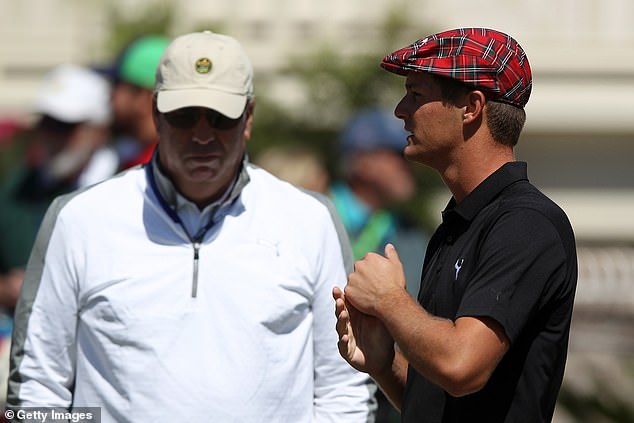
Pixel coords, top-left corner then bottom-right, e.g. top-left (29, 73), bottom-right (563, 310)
top-left (381, 28), bottom-right (532, 108)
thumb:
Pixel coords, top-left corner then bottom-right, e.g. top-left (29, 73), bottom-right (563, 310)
top-left (384, 243), bottom-right (401, 263)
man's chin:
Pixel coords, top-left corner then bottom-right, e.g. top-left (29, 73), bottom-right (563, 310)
top-left (187, 168), bottom-right (219, 182)
top-left (402, 145), bottom-right (418, 161)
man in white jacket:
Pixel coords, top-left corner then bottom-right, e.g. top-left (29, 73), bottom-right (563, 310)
top-left (8, 31), bottom-right (375, 422)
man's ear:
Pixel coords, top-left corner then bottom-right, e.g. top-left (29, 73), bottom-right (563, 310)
top-left (463, 90), bottom-right (486, 124)
top-left (243, 97), bottom-right (255, 141)
top-left (151, 95), bottom-right (161, 131)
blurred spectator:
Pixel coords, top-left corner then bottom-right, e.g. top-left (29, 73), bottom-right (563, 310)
top-left (0, 64), bottom-right (113, 405)
top-left (100, 35), bottom-right (169, 170)
top-left (329, 108), bottom-right (428, 422)
top-left (330, 108), bottom-right (427, 295)
top-left (255, 144), bottom-right (330, 193)
top-left (0, 120), bottom-right (24, 149)
top-left (0, 119), bottom-right (27, 180)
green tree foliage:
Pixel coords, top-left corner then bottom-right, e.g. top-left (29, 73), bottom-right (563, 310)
top-left (102, 1), bottom-right (174, 55)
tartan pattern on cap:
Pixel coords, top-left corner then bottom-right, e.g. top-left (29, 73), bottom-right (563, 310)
top-left (381, 28), bottom-right (532, 108)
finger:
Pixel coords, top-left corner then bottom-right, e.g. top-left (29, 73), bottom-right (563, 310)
top-left (384, 243), bottom-right (401, 263)
top-left (345, 301), bottom-right (359, 320)
top-left (334, 297), bottom-right (347, 319)
top-left (335, 308), bottom-right (349, 335)
top-left (352, 255), bottom-right (368, 272)
top-left (332, 286), bottom-right (344, 301)
top-left (338, 337), bottom-right (350, 357)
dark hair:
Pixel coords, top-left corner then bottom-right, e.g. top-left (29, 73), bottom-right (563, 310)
top-left (485, 101), bottom-right (526, 147)
top-left (432, 74), bottom-right (526, 146)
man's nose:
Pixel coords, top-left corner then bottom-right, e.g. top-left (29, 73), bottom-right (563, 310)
top-left (192, 114), bottom-right (216, 144)
top-left (394, 98), bottom-right (408, 120)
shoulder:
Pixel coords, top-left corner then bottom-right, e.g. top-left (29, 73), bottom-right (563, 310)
top-left (245, 164), bottom-right (335, 218)
top-left (498, 181), bottom-right (575, 244)
top-left (244, 165), bottom-right (352, 268)
top-left (477, 182), bottom-right (576, 271)
top-left (46, 166), bottom-right (145, 225)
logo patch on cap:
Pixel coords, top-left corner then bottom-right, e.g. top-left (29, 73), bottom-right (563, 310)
top-left (195, 58), bottom-right (212, 74)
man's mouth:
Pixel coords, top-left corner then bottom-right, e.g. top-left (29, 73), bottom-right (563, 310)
top-left (188, 153), bottom-right (221, 164)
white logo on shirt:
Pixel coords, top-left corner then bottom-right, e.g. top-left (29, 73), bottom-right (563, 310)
top-left (454, 258), bottom-right (464, 280)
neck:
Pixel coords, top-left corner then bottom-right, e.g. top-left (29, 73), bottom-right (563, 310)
top-left (440, 142), bottom-right (515, 204)
top-left (187, 186), bottom-right (228, 210)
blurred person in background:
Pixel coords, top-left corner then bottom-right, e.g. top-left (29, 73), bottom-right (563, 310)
top-left (0, 63), bottom-right (112, 406)
top-left (101, 35), bottom-right (169, 170)
top-left (329, 108), bottom-right (428, 422)
top-left (0, 120), bottom-right (23, 149)
top-left (330, 108), bottom-right (427, 297)
top-left (0, 119), bottom-right (27, 180)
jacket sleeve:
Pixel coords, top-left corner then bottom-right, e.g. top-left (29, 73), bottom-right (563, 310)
top-left (7, 195), bottom-right (80, 409)
top-left (309, 193), bottom-right (377, 422)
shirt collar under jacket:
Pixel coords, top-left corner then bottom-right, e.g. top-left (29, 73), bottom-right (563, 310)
top-left (441, 161), bottom-right (529, 225)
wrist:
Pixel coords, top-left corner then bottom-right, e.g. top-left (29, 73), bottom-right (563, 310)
top-left (369, 346), bottom-right (396, 382)
top-left (375, 285), bottom-right (408, 321)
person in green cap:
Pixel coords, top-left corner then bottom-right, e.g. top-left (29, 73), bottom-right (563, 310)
top-left (107, 35), bottom-right (170, 170)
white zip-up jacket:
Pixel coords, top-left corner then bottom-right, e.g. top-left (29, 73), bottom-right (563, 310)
top-left (8, 157), bottom-right (375, 422)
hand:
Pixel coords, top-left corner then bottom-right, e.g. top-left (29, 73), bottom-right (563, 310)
top-left (345, 243), bottom-right (406, 316)
top-left (333, 286), bottom-right (394, 375)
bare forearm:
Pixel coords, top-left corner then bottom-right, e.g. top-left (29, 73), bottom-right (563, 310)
top-left (387, 299), bottom-right (459, 391)
top-left (377, 293), bottom-right (453, 390)
top-left (369, 349), bottom-right (408, 411)
top-left (376, 291), bottom-right (507, 397)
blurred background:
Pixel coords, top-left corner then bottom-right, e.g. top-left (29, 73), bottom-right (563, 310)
top-left (0, 0), bottom-right (633, 421)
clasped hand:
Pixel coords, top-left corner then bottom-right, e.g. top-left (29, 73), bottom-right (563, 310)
top-left (332, 243), bottom-right (406, 375)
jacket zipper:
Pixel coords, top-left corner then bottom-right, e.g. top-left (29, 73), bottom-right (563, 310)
top-left (192, 242), bottom-right (200, 297)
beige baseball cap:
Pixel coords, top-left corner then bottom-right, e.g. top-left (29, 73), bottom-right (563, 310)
top-left (155, 31), bottom-right (253, 118)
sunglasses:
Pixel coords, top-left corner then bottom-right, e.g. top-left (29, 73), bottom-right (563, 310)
top-left (163, 107), bottom-right (245, 130)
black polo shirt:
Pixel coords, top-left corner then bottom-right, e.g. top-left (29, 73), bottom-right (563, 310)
top-left (401, 162), bottom-right (577, 423)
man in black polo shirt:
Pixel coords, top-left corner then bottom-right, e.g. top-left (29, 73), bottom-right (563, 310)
top-left (333, 28), bottom-right (577, 422)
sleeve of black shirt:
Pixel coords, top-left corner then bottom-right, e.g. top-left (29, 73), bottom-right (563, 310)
top-left (455, 208), bottom-right (572, 343)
